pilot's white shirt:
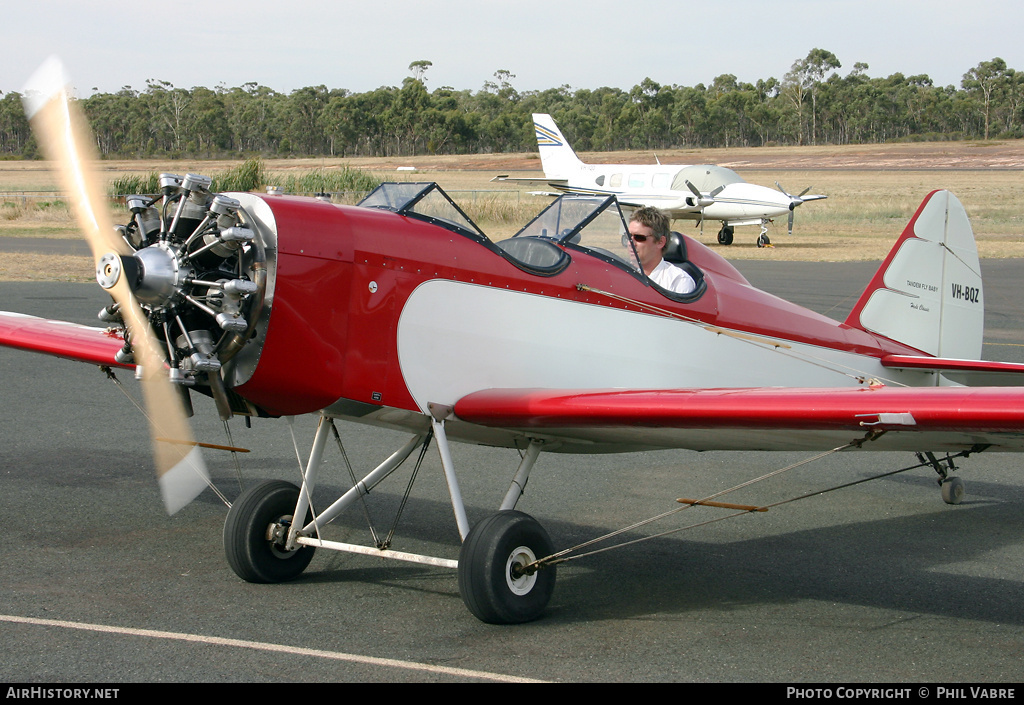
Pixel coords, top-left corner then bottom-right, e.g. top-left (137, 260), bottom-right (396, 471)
top-left (648, 259), bottom-right (696, 295)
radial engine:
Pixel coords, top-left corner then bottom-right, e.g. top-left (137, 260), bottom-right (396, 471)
top-left (102, 173), bottom-right (272, 418)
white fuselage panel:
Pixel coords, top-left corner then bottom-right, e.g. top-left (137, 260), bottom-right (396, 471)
top-left (396, 280), bottom-right (900, 414)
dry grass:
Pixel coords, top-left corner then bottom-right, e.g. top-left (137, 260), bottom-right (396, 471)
top-left (2, 143), bottom-right (1023, 281)
top-left (0, 252), bottom-right (93, 282)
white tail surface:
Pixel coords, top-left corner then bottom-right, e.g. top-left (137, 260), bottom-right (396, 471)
top-left (846, 190), bottom-right (983, 360)
top-left (532, 113), bottom-right (584, 180)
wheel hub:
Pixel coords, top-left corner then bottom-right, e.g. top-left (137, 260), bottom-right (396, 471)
top-left (506, 545), bottom-right (539, 595)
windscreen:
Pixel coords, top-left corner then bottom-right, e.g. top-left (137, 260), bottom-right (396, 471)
top-left (513, 196), bottom-right (639, 272)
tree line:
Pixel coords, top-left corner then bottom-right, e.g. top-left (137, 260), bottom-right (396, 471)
top-left (1, 51), bottom-right (1021, 160)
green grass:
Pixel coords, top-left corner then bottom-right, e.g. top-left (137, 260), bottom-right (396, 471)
top-left (109, 158), bottom-right (383, 198)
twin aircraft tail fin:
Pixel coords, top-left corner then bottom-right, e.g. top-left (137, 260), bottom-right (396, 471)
top-left (532, 113), bottom-right (584, 180)
top-left (845, 190), bottom-right (983, 360)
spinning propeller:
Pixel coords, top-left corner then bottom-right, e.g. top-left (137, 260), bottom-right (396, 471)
top-left (23, 58), bottom-right (209, 514)
top-left (775, 182), bottom-right (813, 236)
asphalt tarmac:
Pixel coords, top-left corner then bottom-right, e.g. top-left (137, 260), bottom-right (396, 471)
top-left (1, 259), bottom-right (1024, 684)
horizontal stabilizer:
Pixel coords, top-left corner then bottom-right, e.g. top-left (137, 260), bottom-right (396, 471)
top-left (882, 354), bottom-right (1024, 387)
top-left (491, 175), bottom-right (568, 186)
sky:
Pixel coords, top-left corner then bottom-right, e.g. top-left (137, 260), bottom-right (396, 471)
top-left (4, 0), bottom-right (1024, 98)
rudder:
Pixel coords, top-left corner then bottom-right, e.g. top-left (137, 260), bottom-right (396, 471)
top-left (845, 190), bottom-right (983, 360)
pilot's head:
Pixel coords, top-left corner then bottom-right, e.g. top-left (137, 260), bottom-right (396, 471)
top-left (629, 206), bottom-right (670, 253)
top-left (628, 206), bottom-right (670, 275)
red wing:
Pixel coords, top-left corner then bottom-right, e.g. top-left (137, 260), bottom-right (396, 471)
top-left (0, 311), bottom-right (130, 368)
top-left (454, 385), bottom-right (1024, 452)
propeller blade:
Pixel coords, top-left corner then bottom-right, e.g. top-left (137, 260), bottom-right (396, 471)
top-left (798, 186), bottom-right (811, 198)
top-left (23, 57), bottom-right (208, 514)
top-left (684, 180), bottom-right (715, 209)
top-left (788, 209), bottom-right (795, 236)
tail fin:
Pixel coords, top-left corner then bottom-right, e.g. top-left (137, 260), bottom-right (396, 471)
top-left (532, 113), bottom-right (584, 180)
top-left (846, 190), bottom-right (983, 359)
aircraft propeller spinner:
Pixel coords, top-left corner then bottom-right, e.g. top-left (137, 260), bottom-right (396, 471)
top-left (22, 57), bottom-right (209, 514)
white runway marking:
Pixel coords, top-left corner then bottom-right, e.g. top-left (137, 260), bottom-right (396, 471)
top-left (0, 614), bottom-right (547, 683)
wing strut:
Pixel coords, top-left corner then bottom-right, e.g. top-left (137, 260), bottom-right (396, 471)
top-left (520, 430), bottom-right (965, 573)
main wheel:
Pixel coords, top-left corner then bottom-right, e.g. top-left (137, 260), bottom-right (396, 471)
top-left (224, 480), bottom-right (315, 583)
top-left (458, 511), bottom-right (556, 624)
top-left (941, 476), bottom-right (966, 505)
top-left (717, 226), bottom-right (734, 245)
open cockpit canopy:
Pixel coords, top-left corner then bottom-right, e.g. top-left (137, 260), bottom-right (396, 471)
top-left (506, 195), bottom-right (639, 273)
top-left (359, 182), bottom-right (486, 241)
top-left (359, 184), bottom-right (643, 280)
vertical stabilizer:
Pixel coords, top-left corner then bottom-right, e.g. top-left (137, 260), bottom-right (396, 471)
top-left (532, 113), bottom-right (584, 180)
top-left (845, 190), bottom-right (983, 360)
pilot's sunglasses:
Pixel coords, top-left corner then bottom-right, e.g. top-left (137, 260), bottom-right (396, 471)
top-left (630, 233), bottom-right (657, 242)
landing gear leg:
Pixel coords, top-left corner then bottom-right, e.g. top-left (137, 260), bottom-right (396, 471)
top-left (757, 222), bottom-right (771, 248)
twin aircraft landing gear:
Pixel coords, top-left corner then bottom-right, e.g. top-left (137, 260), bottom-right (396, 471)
top-left (715, 223), bottom-right (771, 248)
top-left (222, 413), bottom-right (556, 624)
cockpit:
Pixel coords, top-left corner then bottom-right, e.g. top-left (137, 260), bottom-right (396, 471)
top-left (358, 182), bottom-right (486, 241)
top-left (358, 182), bottom-right (704, 300)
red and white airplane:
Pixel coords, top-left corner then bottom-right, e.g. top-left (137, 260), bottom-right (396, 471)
top-left (5, 59), bottom-right (1024, 624)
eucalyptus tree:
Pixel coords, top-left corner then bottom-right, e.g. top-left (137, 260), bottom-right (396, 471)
top-left (221, 83), bottom-right (282, 154)
top-left (0, 91), bottom-right (31, 156)
top-left (962, 57), bottom-right (1009, 139)
top-left (143, 79), bottom-right (191, 153)
top-left (784, 48), bottom-right (842, 145)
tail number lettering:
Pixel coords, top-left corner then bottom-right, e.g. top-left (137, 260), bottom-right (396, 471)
top-left (951, 283), bottom-right (980, 303)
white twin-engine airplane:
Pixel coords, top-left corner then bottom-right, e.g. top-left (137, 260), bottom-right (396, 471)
top-left (494, 113), bottom-right (826, 247)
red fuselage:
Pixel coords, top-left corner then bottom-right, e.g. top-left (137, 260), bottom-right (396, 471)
top-left (234, 195), bottom-right (918, 418)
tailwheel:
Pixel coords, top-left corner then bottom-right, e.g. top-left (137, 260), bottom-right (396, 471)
top-left (224, 480), bottom-right (315, 583)
top-left (458, 511), bottom-right (556, 624)
top-left (941, 476), bottom-right (966, 505)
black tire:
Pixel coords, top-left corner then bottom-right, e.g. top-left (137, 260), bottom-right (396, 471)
top-left (941, 476), bottom-right (965, 505)
top-left (458, 511), bottom-right (556, 624)
top-left (757, 233), bottom-right (771, 248)
top-left (717, 227), bottom-right (734, 246)
top-left (224, 480), bottom-right (315, 583)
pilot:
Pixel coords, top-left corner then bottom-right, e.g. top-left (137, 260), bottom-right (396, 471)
top-left (627, 206), bottom-right (696, 295)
